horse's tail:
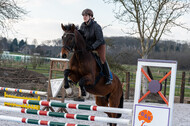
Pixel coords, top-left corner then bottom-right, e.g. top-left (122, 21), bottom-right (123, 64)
top-left (116, 92), bottom-right (124, 118)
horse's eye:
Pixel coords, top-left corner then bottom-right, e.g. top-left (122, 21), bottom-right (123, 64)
top-left (62, 34), bottom-right (67, 39)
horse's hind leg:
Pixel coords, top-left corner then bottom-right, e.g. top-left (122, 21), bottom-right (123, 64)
top-left (108, 92), bottom-right (123, 117)
top-left (105, 91), bottom-right (123, 126)
top-left (95, 96), bottom-right (109, 107)
top-left (108, 97), bottom-right (118, 126)
top-left (95, 96), bottom-right (115, 125)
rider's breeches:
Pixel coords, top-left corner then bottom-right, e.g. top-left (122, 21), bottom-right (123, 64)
top-left (95, 44), bottom-right (106, 64)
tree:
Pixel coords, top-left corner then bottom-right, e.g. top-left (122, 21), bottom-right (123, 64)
top-left (32, 39), bottom-right (38, 46)
top-left (19, 39), bottom-right (26, 48)
top-left (104, 0), bottom-right (190, 58)
top-left (0, 0), bottom-right (27, 33)
top-left (10, 38), bottom-right (18, 52)
top-left (0, 37), bottom-right (8, 51)
top-left (104, 0), bottom-right (190, 94)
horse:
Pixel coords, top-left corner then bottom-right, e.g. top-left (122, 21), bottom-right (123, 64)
top-left (61, 23), bottom-right (123, 126)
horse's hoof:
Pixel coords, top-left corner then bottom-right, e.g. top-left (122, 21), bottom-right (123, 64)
top-left (73, 97), bottom-right (85, 102)
top-left (64, 85), bottom-right (70, 89)
top-left (81, 91), bottom-right (86, 96)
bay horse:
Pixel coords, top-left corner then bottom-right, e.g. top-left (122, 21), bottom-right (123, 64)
top-left (61, 23), bottom-right (123, 126)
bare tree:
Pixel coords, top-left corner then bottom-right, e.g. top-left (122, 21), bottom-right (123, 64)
top-left (104, 0), bottom-right (190, 94)
top-left (0, 0), bottom-right (27, 33)
top-left (104, 0), bottom-right (190, 58)
top-left (32, 39), bottom-right (38, 46)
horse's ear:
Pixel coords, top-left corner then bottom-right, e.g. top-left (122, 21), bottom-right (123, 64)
top-left (61, 23), bottom-right (66, 31)
top-left (71, 24), bottom-right (75, 31)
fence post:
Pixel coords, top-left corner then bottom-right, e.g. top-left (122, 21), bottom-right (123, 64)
top-left (180, 72), bottom-right (185, 103)
top-left (125, 72), bottom-right (130, 99)
top-left (188, 72), bottom-right (190, 85)
top-left (164, 72), bottom-right (167, 97)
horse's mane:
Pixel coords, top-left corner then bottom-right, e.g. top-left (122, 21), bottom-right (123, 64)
top-left (64, 23), bottom-right (79, 31)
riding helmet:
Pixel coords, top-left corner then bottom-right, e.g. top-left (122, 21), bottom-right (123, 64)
top-left (82, 9), bottom-right (93, 17)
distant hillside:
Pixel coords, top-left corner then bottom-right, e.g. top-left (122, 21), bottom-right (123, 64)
top-left (105, 36), bottom-right (190, 70)
top-left (1, 36), bottom-right (190, 70)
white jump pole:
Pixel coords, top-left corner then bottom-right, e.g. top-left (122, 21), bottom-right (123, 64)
top-left (0, 87), bottom-right (47, 96)
top-left (0, 105), bottom-right (130, 125)
top-left (0, 97), bottom-right (132, 115)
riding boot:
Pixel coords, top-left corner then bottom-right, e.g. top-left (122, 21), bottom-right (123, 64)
top-left (103, 61), bottom-right (112, 85)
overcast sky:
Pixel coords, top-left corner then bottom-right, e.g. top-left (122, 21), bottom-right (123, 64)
top-left (7, 0), bottom-right (190, 45)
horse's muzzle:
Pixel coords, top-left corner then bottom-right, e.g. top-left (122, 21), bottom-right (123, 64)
top-left (62, 54), bottom-right (67, 58)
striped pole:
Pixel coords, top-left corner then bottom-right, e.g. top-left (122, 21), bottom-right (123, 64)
top-left (0, 105), bottom-right (130, 125)
top-left (0, 97), bottom-right (132, 115)
top-left (0, 87), bottom-right (47, 96)
top-left (0, 115), bottom-right (88, 126)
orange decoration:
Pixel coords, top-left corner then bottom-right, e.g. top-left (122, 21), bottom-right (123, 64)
top-left (138, 110), bottom-right (153, 126)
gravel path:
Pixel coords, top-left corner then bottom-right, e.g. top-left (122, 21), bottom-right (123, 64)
top-left (0, 99), bottom-right (189, 126)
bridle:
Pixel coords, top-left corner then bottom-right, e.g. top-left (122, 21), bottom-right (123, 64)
top-left (62, 32), bottom-right (75, 52)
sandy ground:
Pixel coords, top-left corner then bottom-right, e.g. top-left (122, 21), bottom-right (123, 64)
top-left (0, 67), bottom-right (189, 126)
top-left (0, 99), bottom-right (189, 126)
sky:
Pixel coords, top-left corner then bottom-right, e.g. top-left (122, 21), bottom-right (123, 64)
top-left (6, 0), bottom-right (190, 45)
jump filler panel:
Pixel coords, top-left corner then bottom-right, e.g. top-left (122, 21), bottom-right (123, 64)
top-left (132, 59), bottom-right (177, 126)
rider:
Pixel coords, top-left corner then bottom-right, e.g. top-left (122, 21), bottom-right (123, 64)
top-left (79, 8), bottom-right (112, 85)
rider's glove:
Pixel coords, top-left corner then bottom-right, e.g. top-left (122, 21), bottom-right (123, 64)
top-left (86, 45), bottom-right (94, 51)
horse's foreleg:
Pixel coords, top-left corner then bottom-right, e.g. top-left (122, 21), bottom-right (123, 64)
top-left (79, 78), bottom-right (86, 96)
top-left (64, 69), bottom-right (70, 89)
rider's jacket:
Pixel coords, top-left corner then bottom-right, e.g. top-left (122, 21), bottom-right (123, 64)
top-left (80, 19), bottom-right (105, 50)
